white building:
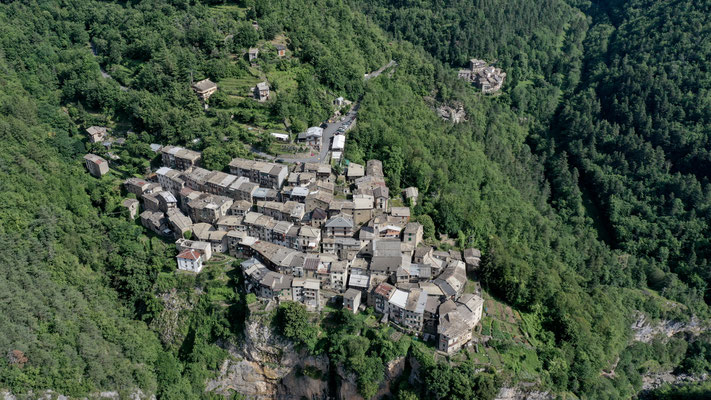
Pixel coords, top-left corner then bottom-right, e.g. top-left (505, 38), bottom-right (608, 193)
top-left (298, 126), bottom-right (323, 146)
top-left (176, 249), bottom-right (204, 273)
top-left (332, 134), bottom-right (345, 151)
top-left (271, 132), bottom-right (289, 142)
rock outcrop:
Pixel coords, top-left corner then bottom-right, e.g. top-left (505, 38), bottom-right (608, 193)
top-left (206, 316), bottom-right (329, 400)
top-left (494, 388), bottom-right (553, 400)
top-left (150, 288), bottom-right (193, 346)
top-left (631, 313), bottom-right (705, 343)
top-left (628, 312), bottom-right (709, 393)
top-left (436, 103), bottom-right (467, 123)
top-left (0, 390), bottom-right (154, 400)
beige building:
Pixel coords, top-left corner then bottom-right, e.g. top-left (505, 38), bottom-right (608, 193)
top-left (83, 154), bottom-right (109, 177)
top-left (437, 294), bottom-right (484, 353)
top-left (343, 288), bottom-right (361, 314)
top-left (86, 126), bottom-right (108, 143)
top-left (121, 198), bottom-right (139, 219)
top-left (192, 79), bottom-right (218, 101)
top-left (255, 81), bottom-right (270, 102)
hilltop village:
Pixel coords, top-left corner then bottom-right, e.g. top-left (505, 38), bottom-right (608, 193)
top-left (101, 143), bottom-right (486, 355)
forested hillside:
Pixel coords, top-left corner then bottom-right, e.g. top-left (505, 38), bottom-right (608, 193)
top-left (549, 0), bottom-right (711, 313)
top-left (0, 47), bottom-right (165, 394)
top-left (349, 0), bottom-right (711, 397)
top-left (1, 0), bottom-right (710, 399)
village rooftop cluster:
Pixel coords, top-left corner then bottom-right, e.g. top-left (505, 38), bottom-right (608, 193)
top-left (109, 145), bottom-right (486, 354)
top-left (457, 59), bottom-right (506, 93)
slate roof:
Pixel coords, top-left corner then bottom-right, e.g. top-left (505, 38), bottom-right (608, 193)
top-left (325, 215), bottom-right (354, 229)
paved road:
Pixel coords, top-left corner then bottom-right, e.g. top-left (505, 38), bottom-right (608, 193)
top-left (275, 104), bottom-right (359, 164)
top-left (255, 60), bottom-right (394, 165)
top-left (364, 59), bottom-right (396, 81)
top-left (90, 42), bottom-right (129, 91)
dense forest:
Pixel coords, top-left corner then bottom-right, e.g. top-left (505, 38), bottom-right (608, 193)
top-left (547, 0), bottom-right (711, 313)
top-left (0, 0), bottom-right (710, 398)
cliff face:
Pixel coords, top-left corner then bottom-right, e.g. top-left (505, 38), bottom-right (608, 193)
top-left (206, 317), bottom-right (329, 400)
top-left (631, 312), bottom-right (710, 393)
top-left (631, 313), bottom-right (705, 343)
top-left (206, 313), bottom-right (412, 400)
top-left (334, 356), bottom-right (407, 400)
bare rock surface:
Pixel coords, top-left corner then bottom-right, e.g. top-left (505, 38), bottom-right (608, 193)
top-left (436, 103), bottom-right (467, 123)
top-left (631, 313), bottom-right (705, 343)
top-left (206, 316), bottom-right (329, 400)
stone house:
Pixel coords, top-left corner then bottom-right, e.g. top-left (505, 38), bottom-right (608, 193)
top-left (390, 207), bottom-right (411, 224)
top-left (255, 81), bottom-right (270, 102)
top-left (437, 294), bottom-right (484, 353)
top-left (228, 200), bottom-right (253, 216)
top-left (402, 222), bottom-right (423, 247)
top-left (121, 198), bottom-right (139, 219)
top-left (403, 186), bottom-right (419, 205)
top-left (83, 154), bottom-right (109, 177)
top-left (161, 145), bottom-right (202, 171)
top-left (216, 215), bottom-right (244, 231)
top-left (167, 208), bottom-right (193, 239)
top-left (352, 194), bottom-right (374, 225)
top-left (310, 207), bottom-right (328, 228)
top-left (123, 177), bottom-right (151, 197)
top-left (187, 193), bottom-right (233, 224)
top-left (155, 167), bottom-right (185, 195)
top-left (228, 178), bottom-right (260, 202)
top-left (86, 126), bottom-right (108, 143)
top-left (205, 171), bottom-right (238, 196)
top-left (306, 191), bottom-right (333, 213)
top-left (327, 199), bottom-right (355, 218)
top-left (346, 162), bottom-right (365, 182)
top-left (156, 191), bottom-right (178, 213)
top-left (228, 158), bottom-right (288, 190)
top-left (373, 186), bottom-right (389, 211)
top-left (140, 210), bottom-right (168, 236)
top-left (206, 230), bottom-right (228, 254)
top-left (463, 248), bottom-right (482, 272)
top-left (343, 288), bottom-right (362, 314)
top-left (191, 79), bottom-right (218, 101)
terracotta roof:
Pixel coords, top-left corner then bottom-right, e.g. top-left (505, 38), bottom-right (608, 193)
top-left (374, 282), bottom-right (395, 298)
top-left (177, 249), bottom-right (201, 261)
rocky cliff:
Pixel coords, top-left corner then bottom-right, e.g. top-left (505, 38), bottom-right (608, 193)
top-left (206, 315), bottom-right (330, 399)
top-left (631, 313), bottom-right (705, 343)
top-left (206, 312), bottom-right (412, 400)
